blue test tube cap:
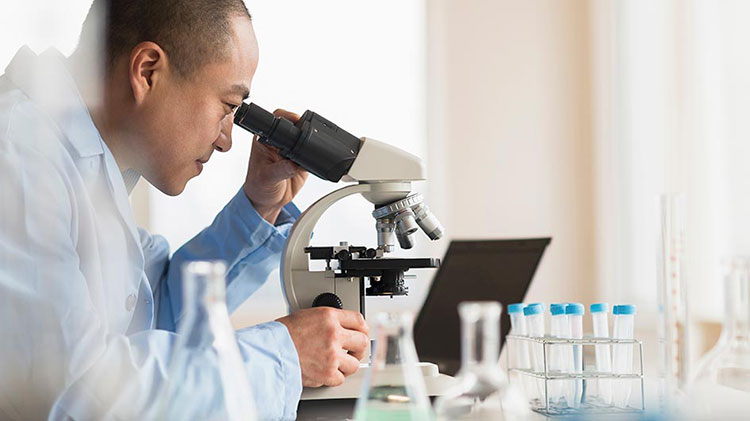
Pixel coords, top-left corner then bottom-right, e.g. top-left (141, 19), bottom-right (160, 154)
top-left (565, 303), bottom-right (585, 315)
top-left (523, 303), bottom-right (543, 316)
top-left (550, 303), bottom-right (566, 315)
top-left (508, 303), bottom-right (525, 314)
top-left (613, 304), bottom-right (637, 315)
top-left (590, 303), bottom-right (609, 313)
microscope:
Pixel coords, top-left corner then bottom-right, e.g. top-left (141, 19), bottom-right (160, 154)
top-left (234, 103), bottom-right (453, 399)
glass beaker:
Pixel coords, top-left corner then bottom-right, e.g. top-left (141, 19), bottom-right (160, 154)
top-left (688, 256), bottom-right (750, 416)
top-left (353, 312), bottom-right (435, 421)
top-left (434, 302), bottom-right (529, 420)
top-left (156, 261), bottom-right (256, 420)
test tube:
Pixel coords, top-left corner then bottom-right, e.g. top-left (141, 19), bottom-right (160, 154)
top-left (590, 303), bottom-right (612, 405)
top-left (612, 304), bottom-right (637, 408)
top-left (565, 303), bottom-right (584, 408)
top-left (508, 303), bottom-right (527, 336)
top-left (508, 303), bottom-right (530, 365)
top-left (524, 303), bottom-right (545, 338)
top-left (524, 303), bottom-right (545, 402)
top-left (508, 303), bottom-right (531, 398)
top-left (549, 304), bottom-right (569, 407)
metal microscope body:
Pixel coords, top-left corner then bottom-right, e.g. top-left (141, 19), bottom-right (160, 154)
top-left (233, 103), bottom-right (453, 400)
top-left (281, 138), bottom-right (437, 315)
top-left (232, 102), bottom-right (443, 314)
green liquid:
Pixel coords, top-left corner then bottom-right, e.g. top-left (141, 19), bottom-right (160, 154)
top-left (355, 407), bottom-right (435, 421)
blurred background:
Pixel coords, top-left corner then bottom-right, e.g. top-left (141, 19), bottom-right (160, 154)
top-left (3, 0), bottom-right (750, 387)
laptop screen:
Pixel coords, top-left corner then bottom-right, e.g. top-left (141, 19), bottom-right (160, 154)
top-left (413, 238), bottom-right (551, 375)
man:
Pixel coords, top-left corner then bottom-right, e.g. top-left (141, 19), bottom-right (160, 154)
top-left (0, 0), bottom-right (368, 419)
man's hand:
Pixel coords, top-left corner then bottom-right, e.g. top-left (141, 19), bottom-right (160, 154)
top-left (243, 109), bottom-right (309, 224)
top-left (276, 307), bottom-right (370, 387)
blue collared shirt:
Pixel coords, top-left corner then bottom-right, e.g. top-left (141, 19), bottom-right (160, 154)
top-left (0, 46), bottom-right (302, 420)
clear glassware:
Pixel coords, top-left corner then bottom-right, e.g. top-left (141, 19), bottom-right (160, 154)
top-left (657, 193), bottom-right (690, 413)
top-left (688, 256), bottom-right (750, 416)
top-left (156, 261), bottom-right (256, 420)
top-left (434, 302), bottom-right (529, 420)
top-left (354, 312), bottom-right (435, 421)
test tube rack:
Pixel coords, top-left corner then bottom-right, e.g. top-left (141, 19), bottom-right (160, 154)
top-left (506, 335), bottom-right (645, 417)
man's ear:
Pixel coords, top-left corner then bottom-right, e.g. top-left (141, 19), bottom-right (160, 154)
top-left (129, 41), bottom-right (168, 105)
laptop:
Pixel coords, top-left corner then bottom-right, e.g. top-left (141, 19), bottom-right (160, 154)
top-left (414, 238), bottom-right (551, 375)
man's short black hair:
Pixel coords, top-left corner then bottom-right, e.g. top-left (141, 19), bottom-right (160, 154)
top-left (78, 0), bottom-right (252, 78)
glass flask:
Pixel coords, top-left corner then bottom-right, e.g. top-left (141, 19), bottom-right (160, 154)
top-left (688, 256), bottom-right (750, 416)
top-left (156, 261), bottom-right (256, 420)
top-left (434, 302), bottom-right (529, 420)
top-left (354, 312), bottom-right (435, 421)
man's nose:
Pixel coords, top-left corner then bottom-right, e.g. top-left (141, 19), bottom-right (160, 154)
top-left (214, 114), bottom-right (233, 152)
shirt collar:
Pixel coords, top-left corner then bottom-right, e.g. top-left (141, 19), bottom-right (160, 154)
top-left (4, 46), bottom-right (104, 158)
top-left (122, 169), bottom-right (141, 194)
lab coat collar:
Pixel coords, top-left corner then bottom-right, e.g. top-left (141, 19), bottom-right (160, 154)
top-left (4, 45), bottom-right (104, 158)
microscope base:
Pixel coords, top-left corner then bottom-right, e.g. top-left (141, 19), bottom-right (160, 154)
top-left (300, 361), bottom-right (455, 401)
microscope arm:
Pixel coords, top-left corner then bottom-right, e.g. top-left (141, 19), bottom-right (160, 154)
top-left (281, 181), bottom-right (413, 312)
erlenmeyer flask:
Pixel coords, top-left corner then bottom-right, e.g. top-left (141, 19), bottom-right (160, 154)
top-left (688, 256), bottom-right (750, 416)
top-left (354, 312), bottom-right (435, 421)
top-left (157, 261), bottom-right (256, 420)
top-left (434, 301), bottom-right (529, 420)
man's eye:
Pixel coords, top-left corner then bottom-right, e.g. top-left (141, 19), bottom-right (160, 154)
top-left (224, 103), bottom-right (239, 113)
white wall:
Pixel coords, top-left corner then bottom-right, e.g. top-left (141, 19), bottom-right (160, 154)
top-left (426, 0), bottom-right (598, 309)
top-left (0, 1), bottom-right (92, 65)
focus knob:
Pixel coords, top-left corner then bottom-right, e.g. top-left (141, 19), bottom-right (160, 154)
top-left (312, 292), bottom-right (344, 309)
top-left (335, 250), bottom-right (352, 261)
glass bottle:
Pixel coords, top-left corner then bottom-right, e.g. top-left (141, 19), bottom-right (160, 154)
top-left (354, 312), bottom-right (435, 421)
top-left (688, 256), bottom-right (750, 416)
top-left (156, 261), bottom-right (256, 420)
top-left (434, 302), bottom-right (529, 420)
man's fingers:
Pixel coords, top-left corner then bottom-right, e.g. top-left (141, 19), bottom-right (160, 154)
top-left (302, 377), bottom-right (323, 388)
top-left (273, 108), bottom-right (300, 123)
top-left (338, 353), bottom-right (361, 377)
top-left (336, 310), bottom-right (369, 334)
top-left (341, 330), bottom-right (369, 361)
top-left (251, 135), bottom-right (281, 157)
top-left (324, 369), bottom-right (346, 387)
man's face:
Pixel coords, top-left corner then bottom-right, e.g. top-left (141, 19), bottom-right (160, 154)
top-left (132, 16), bottom-right (258, 195)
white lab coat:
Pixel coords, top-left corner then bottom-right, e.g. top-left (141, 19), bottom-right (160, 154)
top-left (0, 47), bottom-right (301, 420)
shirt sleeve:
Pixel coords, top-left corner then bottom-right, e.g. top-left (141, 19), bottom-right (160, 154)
top-left (155, 187), bottom-right (300, 329)
top-left (151, 188), bottom-right (303, 418)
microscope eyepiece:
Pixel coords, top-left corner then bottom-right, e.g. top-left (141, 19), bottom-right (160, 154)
top-left (234, 103), bottom-right (300, 153)
top-left (235, 103), bottom-right (274, 137)
top-left (233, 102), bottom-right (362, 182)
